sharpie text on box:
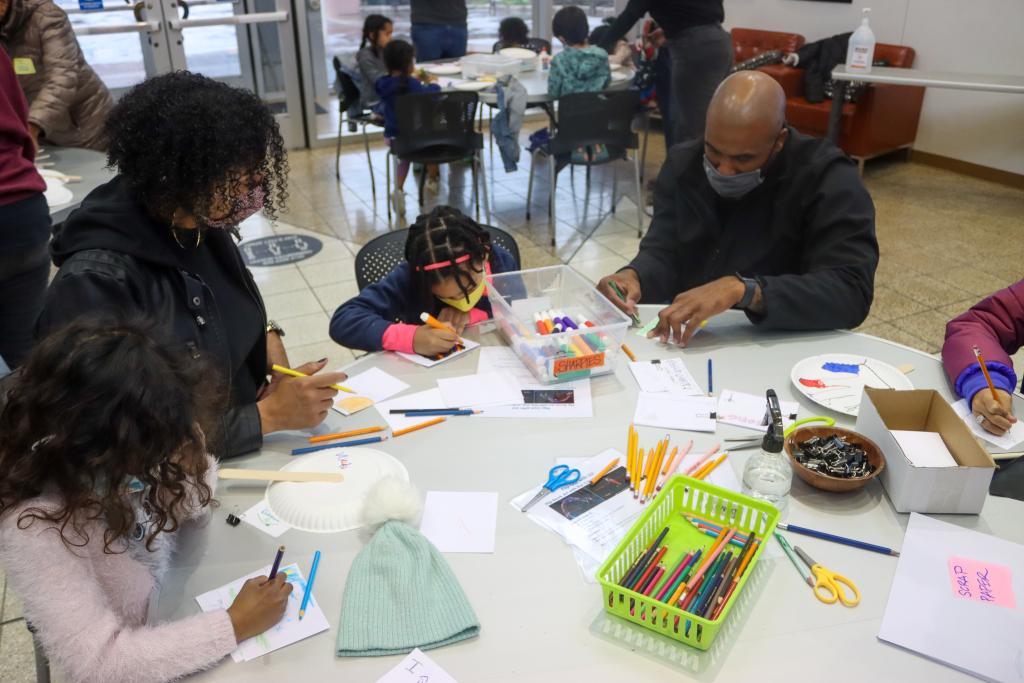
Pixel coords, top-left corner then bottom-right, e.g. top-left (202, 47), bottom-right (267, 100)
top-left (947, 556), bottom-right (1016, 608)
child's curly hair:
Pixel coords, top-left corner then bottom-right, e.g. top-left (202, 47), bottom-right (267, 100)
top-left (0, 317), bottom-right (223, 553)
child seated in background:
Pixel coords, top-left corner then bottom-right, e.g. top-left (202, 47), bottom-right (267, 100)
top-left (497, 16), bottom-right (530, 50)
top-left (548, 6), bottom-right (611, 99)
top-left (376, 39), bottom-right (441, 214)
top-left (590, 21), bottom-right (633, 68)
top-left (0, 318), bottom-right (291, 681)
top-left (356, 14), bottom-right (392, 112)
top-left (330, 206), bottom-right (518, 357)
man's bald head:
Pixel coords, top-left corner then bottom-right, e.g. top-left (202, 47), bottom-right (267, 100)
top-left (703, 71), bottom-right (789, 176)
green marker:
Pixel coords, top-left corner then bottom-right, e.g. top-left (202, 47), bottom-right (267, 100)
top-left (608, 280), bottom-right (642, 326)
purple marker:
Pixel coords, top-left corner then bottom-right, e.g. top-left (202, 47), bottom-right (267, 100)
top-left (558, 310), bottom-right (579, 330)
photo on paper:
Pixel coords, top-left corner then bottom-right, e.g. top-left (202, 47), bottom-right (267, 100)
top-left (522, 389), bottom-right (575, 405)
top-left (549, 466), bottom-right (629, 521)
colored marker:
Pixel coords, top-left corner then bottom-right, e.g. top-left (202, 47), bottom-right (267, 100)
top-left (398, 409), bottom-right (480, 417)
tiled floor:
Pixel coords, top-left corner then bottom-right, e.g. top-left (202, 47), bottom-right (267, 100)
top-left (2, 123), bottom-right (1022, 682)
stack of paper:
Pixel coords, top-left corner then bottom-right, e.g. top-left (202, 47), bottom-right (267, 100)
top-left (473, 347), bottom-right (593, 418)
top-left (437, 370), bottom-right (523, 408)
top-left (717, 389), bottom-right (800, 432)
top-left (890, 430), bottom-right (958, 468)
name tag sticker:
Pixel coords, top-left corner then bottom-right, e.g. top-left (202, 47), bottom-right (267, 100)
top-left (13, 58), bottom-right (35, 75)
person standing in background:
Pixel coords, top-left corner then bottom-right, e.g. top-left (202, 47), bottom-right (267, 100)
top-left (0, 0), bottom-right (113, 150)
top-left (0, 44), bottom-right (50, 369)
top-left (409, 0), bottom-right (468, 62)
top-left (599, 0), bottom-right (732, 146)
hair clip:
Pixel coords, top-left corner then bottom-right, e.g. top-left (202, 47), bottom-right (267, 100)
top-left (416, 254), bottom-right (471, 272)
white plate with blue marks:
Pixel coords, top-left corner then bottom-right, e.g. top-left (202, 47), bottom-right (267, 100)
top-left (790, 353), bottom-right (914, 416)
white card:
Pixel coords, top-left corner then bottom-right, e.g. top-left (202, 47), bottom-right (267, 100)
top-left (394, 338), bottom-right (480, 368)
top-left (239, 499), bottom-right (291, 538)
top-left (890, 429), bottom-right (958, 468)
top-left (475, 346), bottom-right (593, 418)
top-left (419, 491), bottom-right (498, 553)
top-left (717, 389), bottom-right (800, 432)
top-left (633, 393), bottom-right (717, 432)
top-left (437, 370), bottom-right (523, 408)
top-left (376, 648), bottom-right (458, 683)
top-left (628, 358), bottom-right (702, 396)
top-left (332, 367), bottom-right (410, 416)
top-left (951, 398), bottom-right (1024, 451)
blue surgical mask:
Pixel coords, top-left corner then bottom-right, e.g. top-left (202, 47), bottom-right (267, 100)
top-left (703, 155), bottom-right (766, 199)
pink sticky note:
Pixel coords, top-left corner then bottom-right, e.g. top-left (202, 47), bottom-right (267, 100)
top-left (947, 556), bottom-right (1016, 608)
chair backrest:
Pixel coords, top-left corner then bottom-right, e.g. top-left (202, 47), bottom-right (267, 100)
top-left (392, 90), bottom-right (481, 157)
top-left (492, 38), bottom-right (552, 54)
top-left (355, 225), bottom-right (522, 291)
top-left (332, 56), bottom-right (361, 112)
top-left (731, 28), bottom-right (805, 63)
top-left (550, 90), bottom-right (640, 155)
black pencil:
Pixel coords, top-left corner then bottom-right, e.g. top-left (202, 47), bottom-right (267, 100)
top-left (269, 545), bottom-right (285, 580)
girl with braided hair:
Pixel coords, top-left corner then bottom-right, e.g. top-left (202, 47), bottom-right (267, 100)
top-left (329, 206), bottom-right (518, 357)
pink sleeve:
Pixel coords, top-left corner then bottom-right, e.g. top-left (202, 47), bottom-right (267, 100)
top-left (2, 525), bottom-right (237, 683)
top-left (468, 308), bottom-right (490, 325)
top-left (381, 323), bottom-right (419, 354)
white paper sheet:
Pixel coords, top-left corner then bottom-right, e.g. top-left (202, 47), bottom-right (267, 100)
top-left (394, 338), bottom-right (480, 368)
top-left (878, 513), bottom-right (1024, 682)
top-left (890, 430), bottom-right (959, 468)
top-left (373, 388), bottom-right (448, 433)
top-left (717, 389), bottom-right (800, 432)
top-left (239, 499), bottom-right (291, 538)
top-left (375, 648), bottom-right (458, 683)
top-left (475, 346), bottom-right (593, 418)
top-left (419, 491), bottom-right (498, 553)
top-left (952, 398), bottom-right (1024, 451)
top-left (628, 358), bottom-right (703, 396)
top-left (332, 367), bottom-right (410, 416)
top-left (437, 370), bottom-right (523, 408)
top-left (633, 393), bottom-right (717, 432)
top-left (195, 563), bottom-right (329, 662)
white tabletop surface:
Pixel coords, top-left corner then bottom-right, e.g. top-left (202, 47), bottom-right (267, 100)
top-left (40, 146), bottom-right (112, 223)
top-left (159, 307), bottom-right (1024, 682)
top-left (831, 65), bottom-right (1024, 93)
top-left (433, 63), bottom-right (633, 105)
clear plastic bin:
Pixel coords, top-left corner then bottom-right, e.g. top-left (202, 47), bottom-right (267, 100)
top-left (488, 265), bottom-right (631, 384)
top-left (460, 53), bottom-right (522, 80)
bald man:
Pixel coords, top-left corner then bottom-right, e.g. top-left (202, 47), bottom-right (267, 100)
top-left (598, 71), bottom-right (878, 344)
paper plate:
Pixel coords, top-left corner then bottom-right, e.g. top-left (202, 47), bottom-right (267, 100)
top-left (790, 353), bottom-right (914, 417)
top-left (42, 177), bottom-right (73, 208)
top-left (452, 80), bottom-right (494, 92)
top-left (425, 63), bottom-right (461, 75)
top-left (499, 47), bottom-right (537, 60)
top-left (265, 447), bottom-right (409, 533)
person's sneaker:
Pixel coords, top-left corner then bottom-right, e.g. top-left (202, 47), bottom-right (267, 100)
top-left (425, 176), bottom-right (440, 194)
top-left (392, 189), bottom-right (406, 215)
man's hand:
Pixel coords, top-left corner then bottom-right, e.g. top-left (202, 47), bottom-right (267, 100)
top-left (971, 388), bottom-right (1017, 436)
top-left (597, 269), bottom-right (641, 318)
top-left (413, 326), bottom-right (458, 357)
top-left (257, 359), bottom-right (348, 434)
top-left (436, 307), bottom-right (470, 335)
top-left (649, 276), bottom-right (745, 346)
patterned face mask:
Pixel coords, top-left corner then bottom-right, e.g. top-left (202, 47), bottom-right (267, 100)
top-left (201, 185), bottom-right (265, 230)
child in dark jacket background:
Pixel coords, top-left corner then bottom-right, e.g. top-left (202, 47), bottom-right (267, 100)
top-left (330, 206), bottom-right (518, 357)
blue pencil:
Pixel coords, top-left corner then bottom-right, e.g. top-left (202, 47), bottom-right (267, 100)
top-left (291, 435), bottom-right (388, 455)
top-left (400, 409), bottom-right (479, 417)
top-left (707, 358), bottom-right (713, 395)
top-left (298, 550), bottom-right (321, 620)
top-left (776, 522), bottom-right (900, 557)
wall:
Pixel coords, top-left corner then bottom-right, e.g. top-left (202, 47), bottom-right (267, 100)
top-left (723, 0), bottom-right (1024, 175)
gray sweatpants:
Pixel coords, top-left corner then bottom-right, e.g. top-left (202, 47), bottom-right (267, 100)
top-left (670, 24), bottom-right (733, 146)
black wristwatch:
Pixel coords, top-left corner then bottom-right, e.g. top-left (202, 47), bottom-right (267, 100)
top-left (266, 319), bottom-right (285, 338)
top-left (733, 273), bottom-right (758, 310)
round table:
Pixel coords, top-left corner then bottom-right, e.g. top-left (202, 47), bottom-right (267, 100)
top-left (475, 67), bottom-right (634, 106)
top-left (38, 146), bottom-right (112, 224)
top-left (159, 308), bottom-right (1024, 682)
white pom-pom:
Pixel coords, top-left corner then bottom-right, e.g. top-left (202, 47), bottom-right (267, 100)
top-left (361, 476), bottom-right (422, 531)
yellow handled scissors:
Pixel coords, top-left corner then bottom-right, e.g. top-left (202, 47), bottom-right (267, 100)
top-left (794, 546), bottom-right (860, 607)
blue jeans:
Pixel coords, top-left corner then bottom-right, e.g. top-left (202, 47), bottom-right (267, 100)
top-left (411, 23), bottom-right (468, 61)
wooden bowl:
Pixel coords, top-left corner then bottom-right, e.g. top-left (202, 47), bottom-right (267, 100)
top-left (783, 426), bottom-right (885, 493)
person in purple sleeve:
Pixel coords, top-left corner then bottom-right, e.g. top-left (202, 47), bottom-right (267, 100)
top-left (942, 279), bottom-right (1023, 437)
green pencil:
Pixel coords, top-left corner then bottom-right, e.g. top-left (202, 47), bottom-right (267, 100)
top-left (608, 280), bottom-right (642, 326)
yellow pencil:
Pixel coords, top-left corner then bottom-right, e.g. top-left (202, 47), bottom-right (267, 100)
top-left (271, 364), bottom-right (354, 393)
top-left (644, 441), bottom-right (668, 502)
top-left (634, 447), bottom-right (645, 499)
top-left (694, 453), bottom-right (728, 481)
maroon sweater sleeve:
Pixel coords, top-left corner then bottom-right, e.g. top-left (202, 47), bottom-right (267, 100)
top-left (941, 279), bottom-right (1024, 393)
top-left (0, 48), bottom-right (46, 207)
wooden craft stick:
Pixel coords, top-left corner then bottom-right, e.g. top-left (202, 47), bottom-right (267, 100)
top-left (218, 468), bottom-right (344, 483)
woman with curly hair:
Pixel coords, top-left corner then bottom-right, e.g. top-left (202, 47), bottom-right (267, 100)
top-left (36, 71), bottom-right (346, 458)
top-left (0, 317), bottom-right (292, 681)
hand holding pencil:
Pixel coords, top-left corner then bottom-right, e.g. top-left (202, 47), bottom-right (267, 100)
top-left (970, 345), bottom-right (1016, 436)
top-left (261, 361), bottom-right (350, 433)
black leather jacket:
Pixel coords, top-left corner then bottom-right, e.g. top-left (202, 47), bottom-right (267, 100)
top-left (36, 176), bottom-right (268, 458)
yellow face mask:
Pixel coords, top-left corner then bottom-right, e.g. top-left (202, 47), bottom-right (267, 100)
top-left (438, 277), bottom-right (486, 312)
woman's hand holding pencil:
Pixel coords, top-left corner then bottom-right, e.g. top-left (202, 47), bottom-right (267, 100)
top-left (260, 361), bottom-right (350, 434)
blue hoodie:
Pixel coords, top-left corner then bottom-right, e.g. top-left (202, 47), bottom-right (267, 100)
top-left (375, 75), bottom-right (441, 138)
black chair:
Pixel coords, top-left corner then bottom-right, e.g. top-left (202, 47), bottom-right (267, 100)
top-left (387, 90), bottom-right (490, 226)
top-left (332, 56), bottom-right (383, 201)
top-left (354, 225), bottom-right (521, 291)
top-left (491, 37), bottom-right (552, 54)
top-left (525, 91), bottom-right (644, 245)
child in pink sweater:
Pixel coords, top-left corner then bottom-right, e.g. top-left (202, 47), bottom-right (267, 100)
top-left (0, 318), bottom-right (291, 683)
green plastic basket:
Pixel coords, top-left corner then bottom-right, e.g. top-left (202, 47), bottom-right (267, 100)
top-left (596, 475), bottom-right (780, 650)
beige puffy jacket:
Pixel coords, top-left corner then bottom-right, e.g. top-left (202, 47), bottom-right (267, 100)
top-left (0, 0), bottom-right (113, 150)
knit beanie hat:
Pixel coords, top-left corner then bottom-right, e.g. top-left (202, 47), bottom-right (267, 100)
top-left (336, 477), bottom-right (480, 657)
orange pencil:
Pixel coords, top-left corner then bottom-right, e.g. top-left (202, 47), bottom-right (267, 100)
top-left (309, 425), bottom-right (386, 444)
top-left (420, 312), bottom-right (464, 347)
top-left (621, 343), bottom-right (637, 362)
top-left (694, 453), bottom-right (728, 480)
top-left (392, 416), bottom-right (446, 437)
top-left (591, 457), bottom-right (620, 485)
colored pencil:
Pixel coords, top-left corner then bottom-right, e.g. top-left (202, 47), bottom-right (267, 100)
top-left (389, 408), bottom-right (463, 414)
top-left (775, 532), bottom-right (814, 586)
top-left (268, 545), bottom-right (284, 580)
top-left (681, 552), bottom-right (729, 613)
top-left (701, 554), bottom-right (739, 618)
top-left (298, 550), bottom-right (321, 620)
top-left (695, 553), bottom-right (734, 617)
top-left (694, 527), bottom-right (747, 548)
top-left (398, 409), bottom-right (479, 417)
top-left (621, 343), bottom-right (637, 362)
top-left (684, 443), bottom-right (721, 475)
top-left (620, 526), bottom-right (669, 588)
top-left (290, 435), bottom-right (388, 455)
top-left (309, 425), bottom-right (385, 444)
top-left (657, 440), bottom-right (693, 491)
top-left (675, 527), bottom-right (736, 607)
top-left (775, 522), bottom-right (900, 557)
top-left (590, 457), bottom-right (620, 485)
top-left (656, 550), bottom-right (695, 602)
top-left (391, 416), bottom-right (446, 438)
top-left (608, 280), bottom-right (642, 326)
top-left (707, 533), bottom-right (756, 618)
top-left (694, 453), bottom-right (728, 480)
top-left (630, 546), bottom-right (668, 591)
top-left (644, 437), bottom-right (669, 502)
top-left (684, 515), bottom-right (753, 544)
top-left (972, 345), bottom-right (1000, 402)
top-left (634, 447), bottom-right (645, 499)
top-left (271, 364), bottom-right (354, 393)
top-left (642, 565), bottom-right (666, 596)
top-left (707, 358), bottom-right (713, 395)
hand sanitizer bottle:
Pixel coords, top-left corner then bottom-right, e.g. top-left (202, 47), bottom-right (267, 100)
top-left (846, 7), bottom-right (876, 73)
top-left (741, 389), bottom-right (793, 513)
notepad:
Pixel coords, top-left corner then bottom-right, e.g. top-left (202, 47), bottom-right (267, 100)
top-left (437, 370), bottom-right (523, 408)
top-left (394, 338), bottom-right (480, 368)
top-left (419, 491), bottom-right (498, 553)
top-left (633, 393), bottom-right (717, 432)
top-left (332, 367), bottom-right (410, 416)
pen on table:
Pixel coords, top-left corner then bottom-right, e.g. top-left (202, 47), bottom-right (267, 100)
top-left (608, 280), bottom-right (642, 326)
top-left (775, 522), bottom-right (900, 557)
top-left (291, 435), bottom-right (388, 455)
top-left (271, 364), bottom-right (354, 394)
top-left (392, 416), bottom-right (446, 437)
top-left (971, 345), bottom-right (1001, 402)
top-left (590, 457), bottom-right (620, 485)
top-left (308, 425), bottom-right (385, 444)
top-left (707, 358), bottom-right (713, 395)
top-left (775, 532), bottom-right (813, 587)
top-left (392, 409), bottom-right (480, 417)
top-left (268, 545), bottom-right (285, 580)
top-left (298, 550), bottom-right (321, 620)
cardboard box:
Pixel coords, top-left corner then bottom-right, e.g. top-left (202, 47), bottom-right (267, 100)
top-left (856, 388), bottom-right (995, 514)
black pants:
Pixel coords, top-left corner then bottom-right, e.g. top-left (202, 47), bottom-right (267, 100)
top-left (0, 194), bottom-right (52, 368)
top-left (669, 24), bottom-right (733, 145)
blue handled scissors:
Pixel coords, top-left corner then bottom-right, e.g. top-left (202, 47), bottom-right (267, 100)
top-left (521, 464), bottom-right (581, 512)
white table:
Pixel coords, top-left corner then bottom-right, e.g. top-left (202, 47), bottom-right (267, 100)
top-left (827, 65), bottom-right (1024, 142)
top-left (159, 308), bottom-right (1024, 682)
top-left (40, 146), bottom-right (112, 224)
